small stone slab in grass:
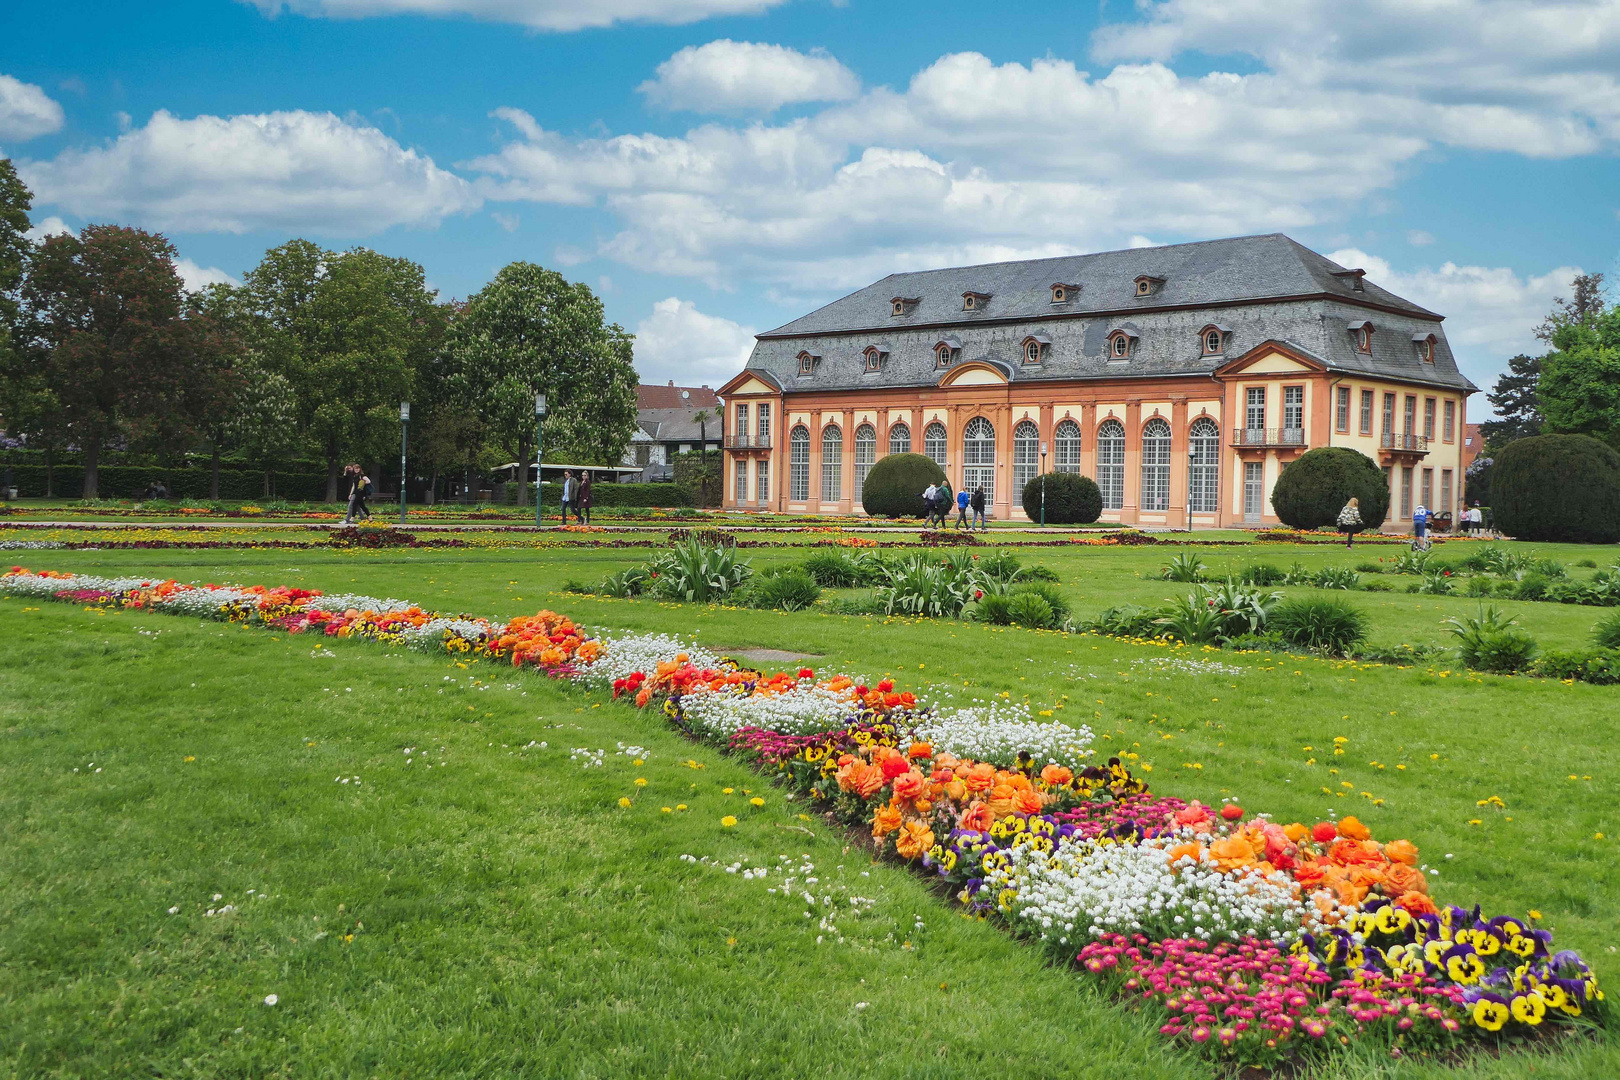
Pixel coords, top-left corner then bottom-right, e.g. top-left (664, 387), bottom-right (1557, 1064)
top-left (726, 647), bottom-right (823, 665)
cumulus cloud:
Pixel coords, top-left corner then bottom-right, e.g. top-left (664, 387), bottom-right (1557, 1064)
top-left (175, 257), bottom-right (242, 292)
top-left (19, 109), bottom-right (478, 234)
top-left (639, 40), bottom-right (860, 113)
top-left (24, 215), bottom-right (73, 243)
top-left (246, 0), bottom-right (786, 32)
top-left (633, 297), bottom-right (757, 384)
top-left (0, 73), bottom-right (65, 141)
top-left (1328, 247), bottom-right (1583, 391)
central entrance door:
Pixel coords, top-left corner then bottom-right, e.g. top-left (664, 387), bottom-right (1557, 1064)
top-left (1243, 461), bottom-right (1264, 523)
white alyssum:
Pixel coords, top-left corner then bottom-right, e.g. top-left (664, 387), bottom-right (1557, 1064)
top-left (986, 834), bottom-right (1315, 948)
top-left (679, 681), bottom-right (858, 738)
top-left (914, 699), bottom-right (1093, 771)
top-left (575, 632), bottom-right (722, 685)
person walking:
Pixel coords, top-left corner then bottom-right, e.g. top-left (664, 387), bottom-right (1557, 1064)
top-left (955, 485), bottom-right (970, 529)
top-left (921, 481), bottom-right (938, 531)
top-left (341, 464), bottom-right (359, 524)
top-left (577, 471), bottom-right (593, 525)
top-left (936, 477), bottom-right (953, 529)
top-left (354, 469), bottom-right (373, 522)
top-left (1411, 503), bottom-right (1428, 550)
top-left (1336, 496), bottom-right (1363, 548)
top-left (971, 485), bottom-right (987, 531)
top-left (559, 470), bottom-right (575, 525)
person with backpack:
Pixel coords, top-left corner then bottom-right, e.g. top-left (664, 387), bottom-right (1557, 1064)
top-left (353, 469), bottom-right (373, 522)
top-left (935, 477), bottom-right (953, 529)
top-left (921, 481), bottom-right (938, 530)
top-left (970, 485), bottom-right (987, 531)
top-left (955, 485), bottom-right (971, 529)
top-left (577, 471), bottom-right (593, 525)
top-left (1336, 496), bottom-right (1362, 548)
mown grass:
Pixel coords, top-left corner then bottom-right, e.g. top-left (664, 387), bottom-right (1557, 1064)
top-left (3, 542), bottom-right (1618, 1079)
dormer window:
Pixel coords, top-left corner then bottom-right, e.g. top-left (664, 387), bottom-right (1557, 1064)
top-left (890, 296), bottom-right (920, 317)
top-left (1347, 320), bottom-right (1374, 354)
top-left (962, 291), bottom-right (991, 311)
top-left (1332, 268), bottom-right (1367, 292)
top-left (1134, 275), bottom-right (1165, 297)
top-left (1021, 334), bottom-right (1051, 364)
top-left (1413, 333), bottom-right (1437, 363)
top-left (796, 350), bottom-right (821, 375)
top-left (1199, 324), bottom-right (1231, 356)
top-left (1106, 329), bottom-right (1138, 360)
top-left (933, 336), bottom-right (961, 368)
top-left (862, 344), bottom-right (888, 372)
top-left (1050, 282), bottom-right (1078, 304)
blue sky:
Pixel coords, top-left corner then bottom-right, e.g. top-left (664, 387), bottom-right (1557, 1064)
top-left (2, 0), bottom-right (1617, 403)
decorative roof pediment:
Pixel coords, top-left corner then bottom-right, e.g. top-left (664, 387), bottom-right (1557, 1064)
top-left (1213, 340), bottom-right (1329, 377)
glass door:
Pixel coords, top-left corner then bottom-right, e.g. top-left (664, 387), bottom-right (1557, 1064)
top-left (1243, 461), bottom-right (1264, 523)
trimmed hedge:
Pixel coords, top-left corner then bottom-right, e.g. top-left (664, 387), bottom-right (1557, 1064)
top-left (6, 464), bottom-right (328, 501)
top-left (540, 481), bottom-right (694, 508)
top-left (1020, 472), bottom-right (1103, 524)
top-left (1491, 434), bottom-right (1620, 544)
top-left (1270, 447), bottom-right (1390, 530)
top-left (861, 453), bottom-right (945, 518)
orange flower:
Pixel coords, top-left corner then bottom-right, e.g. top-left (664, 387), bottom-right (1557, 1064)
top-left (1282, 822), bottom-right (1309, 843)
top-left (1039, 764), bottom-right (1073, 787)
top-left (958, 804), bottom-right (994, 832)
top-left (1385, 863), bottom-right (1428, 896)
top-left (960, 763), bottom-right (997, 793)
top-left (894, 821), bottom-right (935, 860)
top-left (1209, 835), bottom-right (1259, 873)
top-left (872, 802), bottom-right (903, 839)
top-left (1166, 841), bottom-right (1205, 868)
top-left (1328, 838), bottom-right (1385, 867)
top-left (907, 742), bottom-right (933, 759)
top-left (1293, 860), bottom-right (1327, 890)
top-left (1395, 890), bottom-right (1438, 916)
top-left (1012, 788), bottom-right (1044, 815)
top-left (1383, 838), bottom-right (1420, 866)
top-left (891, 771), bottom-right (927, 801)
top-left (985, 784), bottom-right (1018, 822)
top-left (1336, 815), bottom-right (1372, 841)
top-left (634, 686), bottom-right (652, 708)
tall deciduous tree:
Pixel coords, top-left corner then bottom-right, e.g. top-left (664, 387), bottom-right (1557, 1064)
top-left (1539, 305), bottom-right (1620, 452)
top-left (19, 225), bottom-right (197, 497)
top-left (0, 158), bottom-right (31, 364)
top-left (446, 262), bottom-right (638, 483)
top-left (225, 358), bottom-right (301, 498)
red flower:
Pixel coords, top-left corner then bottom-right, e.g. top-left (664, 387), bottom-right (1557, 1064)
top-left (1221, 804), bottom-right (1244, 821)
top-left (855, 684), bottom-right (868, 696)
top-left (877, 679), bottom-right (894, 693)
top-left (798, 667), bottom-right (815, 680)
top-left (1312, 821), bottom-right (1337, 843)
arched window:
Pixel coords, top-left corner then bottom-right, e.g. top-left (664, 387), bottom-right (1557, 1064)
top-left (1141, 417), bottom-right (1172, 511)
top-left (1357, 326), bottom-right (1373, 353)
top-left (888, 421), bottom-right (911, 455)
top-left (1108, 332), bottom-right (1132, 359)
top-left (923, 421), bottom-right (947, 464)
top-left (1025, 340), bottom-right (1041, 363)
top-left (854, 423), bottom-right (876, 503)
top-left (789, 425), bottom-right (810, 501)
top-left (1012, 420), bottom-right (1039, 508)
top-left (1203, 329), bottom-right (1222, 355)
top-left (1188, 417), bottom-right (1220, 513)
top-left (1096, 419), bottom-right (1125, 510)
top-left (821, 424), bottom-right (843, 502)
top-left (1053, 419), bottom-right (1081, 474)
top-left (962, 417), bottom-right (996, 506)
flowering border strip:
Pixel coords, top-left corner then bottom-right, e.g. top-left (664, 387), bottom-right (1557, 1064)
top-left (1, 566), bottom-right (1602, 1072)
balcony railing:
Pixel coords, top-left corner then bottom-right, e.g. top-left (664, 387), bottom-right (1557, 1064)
top-left (1380, 433), bottom-right (1429, 453)
top-left (724, 434), bottom-right (772, 449)
top-left (1230, 427), bottom-right (1306, 448)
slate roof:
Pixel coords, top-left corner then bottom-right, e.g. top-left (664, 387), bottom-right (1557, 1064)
top-left (743, 234), bottom-right (1476, 395)
top-left (637, 408), bottom-right (724, 444)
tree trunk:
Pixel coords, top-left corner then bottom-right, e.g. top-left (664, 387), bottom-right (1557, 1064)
top-left (83, 434), bottom-right (101, 500)
top-left (44, 447), bottom-right (55, 498)
top-left (429, 467), bottom-right (439, 506)
top-left (326, 451), bottom-right (341, 503)
top-left (209, 446), bottom-right (221, 501)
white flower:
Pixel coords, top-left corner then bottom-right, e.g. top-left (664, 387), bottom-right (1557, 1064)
top-left (167, 906), bottom-right (180, 914)
top-left (264, 994), bottom-right (278, 1006)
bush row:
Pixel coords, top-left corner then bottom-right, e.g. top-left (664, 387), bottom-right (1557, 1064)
top-left (6, 464), bottom-right (329, 501)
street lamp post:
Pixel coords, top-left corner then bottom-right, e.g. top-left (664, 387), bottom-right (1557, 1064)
top-left (534, 392), bottom-right (547, 528)
top-left (1039, 441), bottom-right (1048, 527)
top-left (398, 401), bottom-right (410, 525)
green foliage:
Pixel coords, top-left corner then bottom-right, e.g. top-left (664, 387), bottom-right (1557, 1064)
top-left (971, 592), bottom-right (1014, 625)
top-left (1528, 648), bottom-right (1620, 684)
top-left (1153, 592), bottom-right (1227, 644)
top-left (0, 157), bottom-right (31, 361)
top-left (1020, 471), bottom-right (1103, 524)
top-left (1268, 597), bottom-right (1370, 656)
top-left (876, 554), bottom-right (974, 617)
top-left (1007, 582), bottom-right (1070, 622)
top-left (861, 453), bottom-right (946, 518)
top-left (798, 550), bottom-right (882, 587)
top-left (1088, 604), bottom-right (1159, 638)
top-left (1159, 552), bottom-right (1206, 582)
top-left (1593, 611), bottom-right (1620, 650)
top-left (1416, 569), bottom-right (1456, 595)
top-left (1392, 548), bottom-right (1434, 575)
top-left (651, 535), bottom-right (753, 602)
top-left (1515, 573), bottom-right (1550, 601)
top-left (1005, 592), bottom-right (1057, 630)
top-left (1311, 567), bottom-right (1361, 590)
top-left (1479, 352), bottom-right (1543, 451)
top-left (745, 570), bottom-right (821, 612)
top-left (1444, 605), bottom-right (1538, 672)
top-left (1538, 304), bottom-right (1620, 453)
top-left (1353, 642), bottom-right (1447, 664)
top-left (1239, 563), bottom-right (1285, 586)
top-left (1154, 580), bottom-right (1280, 644)
top-left (598, 567), bottom-right (652, 598)
top-left (1269, 447), bottom-right (1390, 530)
top-left (1492, 434), bottom-right (1620, 543)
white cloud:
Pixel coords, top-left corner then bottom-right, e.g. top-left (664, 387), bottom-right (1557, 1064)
top-left (1406, 230), bottom-right (1435, 247)
top-left (20, 109), bottom-right (478, 234)
top-left (1327, 247), bottom-right (1581, 392)
top-left (633, 297), bottom-right (757, 384)
top-left (0, 73), bottom-right (65, 141)
top-left (247, 0), bottom-right (787, 32)
top-left (175, 257), bottom-right (241, 292)
top-left (639, 40), bottom-right (860, 113)
top-left (24, 215), bottom-right (73, 242)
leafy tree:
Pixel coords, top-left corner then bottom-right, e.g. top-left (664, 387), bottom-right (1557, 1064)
top-left (1535, 272), bottom-right (1607, 342)
top-left (0, 158), bottom-right (31, 363)
top-left (446, 262), bottom-right (638, 489)
top-left (18, 225), bottom-right (198, 497)
top-left (1270, 447), bottom-right (1390, 530)
top-left (1538, 306), bottom-right (1620, 453)
top-left (1478, 353), bottom-right (1541, 451)
top-left (1020, 471), bottom-right (1102, 524)
top-left (225, 358), bottom-right (301, 498)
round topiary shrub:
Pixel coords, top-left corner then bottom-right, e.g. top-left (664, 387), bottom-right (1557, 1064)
top-left (1270, 448), bottom-right (1390, 530)
top-left (1492, 434), bottom-right (1620, 543)
top-left (862, 453), bottom-right (946, 518)
top-left (1020, 471), bottom-right (1103, 524)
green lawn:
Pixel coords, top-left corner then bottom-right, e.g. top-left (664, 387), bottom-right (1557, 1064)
top-left (3, 542), bottom-right (1618, 1078)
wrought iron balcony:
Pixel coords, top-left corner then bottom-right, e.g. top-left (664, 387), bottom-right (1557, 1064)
top-left (1380, 432), bottom-right (1429, 454)
top-left (1230, 427), bottom-right (1306, 448)
top-left (724, 434), bottom-right (772, 450)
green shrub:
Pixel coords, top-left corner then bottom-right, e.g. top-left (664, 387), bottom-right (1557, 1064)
top-left (1311, 567), bottom-right (1361, 590)
top-left (1528, 647), bottom-right (1620, 684)
top-left (1354, 562), bottom-right (1384, 574)
top-left (861, 453), bottom-right (946, 518)
top-left (1269, 447), bottom-right (1390, 530)
top-left (798, 551), bottom-right (873, 587)
top-left (974, 549), bottom-right (1024, 579)
top-left (1492, 434), bottom-right (1620, 543)
top-left (1006, 592), bottom-right (1057, 629)
top-left (1578, 558), bottom-right (1599, 569)
top-left (1089, 604), bottom-right (1159, 638)
top-left (1227, 631), bottom-right (1284, 651)
top-left (1268, 597), bottom-right (1370, 656)
top-left (598, 567), bottom-right (651, 597)
top-left (1009, 582), bottom-right (1071, 622)
top-left (1416, 569), bottom-right (1455, 595)
top-left (651, 535), bottom-right (753, 602)
top-left (1240, 563), bottom-right (1286, 586)
top-left (877, 554), bottom-right (974, 617)
top-left (1392, 549), bottom-right (1433, 575)
top-left (1514, 573), bottom-right (1549, 601)
top-left (971, 592), bottom-right (1014, 625)
top-left (1353, 642), bottom-right (1447, 665)
top-left (1020, 563), bottom-right (1061, 583)
top-left (561, 578), bottom-right (596, 595)
top-left (1464, 577), bottom-right (1494, 598)
top-left (746, 570), bottom-right (821, 611)
top-left (1154, 592), bottom-right (1227, 644)
top-left (1160, 552), bottom-right (1207, 582)
top-left (1444, 605), bottom-right (1537, 672)
top-left (1362, 579), bottom-right (1393, 592)
top-left (1019, 471), bottom-right (1104, 524)
top-left (824, 593), bottom-right (888, 616)
top-left (1594, 611), bottom-right (1620, 650)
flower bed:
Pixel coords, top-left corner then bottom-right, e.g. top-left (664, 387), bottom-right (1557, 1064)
top-left (1, 565), bottom-right (1602, 1071)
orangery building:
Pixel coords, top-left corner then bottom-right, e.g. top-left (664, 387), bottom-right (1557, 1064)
top-left (717, 234), bottom-right (1477, 529)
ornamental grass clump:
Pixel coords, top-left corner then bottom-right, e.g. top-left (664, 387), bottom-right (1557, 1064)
top-left (1160, 552), bottom-right (1207, 583)
top-left (1444, 605), bottom-right (1538, 673)
top-left (651, 534), bottom-right (753, 602)
top-left (745, 570), bottom-right (821, 612)
top-left (1268, 598), bottom-right (1370, 656)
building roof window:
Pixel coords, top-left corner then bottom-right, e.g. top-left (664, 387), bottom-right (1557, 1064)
top-left (933, 337), bottom-right (961, 368)
top-left (1331, 268), bottom-right (1367, 292)
top-left (1050, 282), bottom-right (1079, 304)
top-left (1199, 323), bottom-right (1231, 356)
top-left (862, 344), bottom-right (888, 372)
top-left (890, 296), bottom-right (920, 316)
top-left (1106, 328), bottom-right (1138, 360)
top-left (961, 291), bottom-right (992, 311)
top-left (1412, 332), bottom-right (1437, 362)
top-left (796, 350), bottom-right (821, 375)
top-left (1134, 275), bottom-right (1165, 297)
top-left (1347, 320), bottom-right (1374, 354)
top-left (1021, 333), bottom-right (1051, 364)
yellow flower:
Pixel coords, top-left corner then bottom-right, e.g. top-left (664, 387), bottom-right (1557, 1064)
top-left (618, 797), bottom-right (632, 808)
top-left (634, 778), bottom-right (648, 787)
top-left (1529, 910), bottom-right (1543, 921)
top-left (750, 797), bottom-right (765, 807)
top-left (721, 815), bottom-right (737, 827)
top-left (633, 758), bottom-right (644, 766)
top-left (1468, 818), bottom-right (1483, 826)
top-left (722, 787), bottom-right (734, 794)
top-left (660, 806), bottom-right (672, 813)
top-left (676, 804), bottom-right (688, 811)
top-left (183, 755), bottom-right (196, 762)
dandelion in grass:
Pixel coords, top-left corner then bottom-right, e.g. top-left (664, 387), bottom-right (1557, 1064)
top-left (721, 815), bottom-right (737, 827)
top-left (618, 797), bottom-right (632, 808)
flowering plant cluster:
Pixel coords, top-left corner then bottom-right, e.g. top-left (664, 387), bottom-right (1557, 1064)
top-left (3, 565), bottom-right (1602, 1070)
